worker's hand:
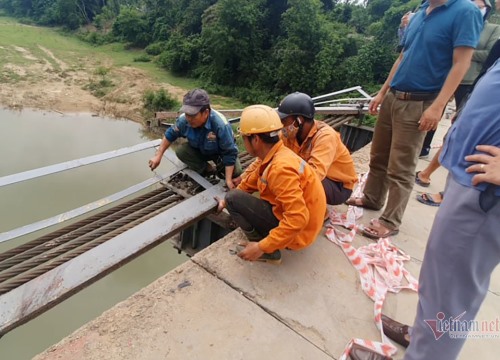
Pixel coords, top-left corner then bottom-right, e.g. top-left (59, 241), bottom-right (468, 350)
top-left (368, 93), bottom-right (384, 115)
top-left (225, 178), bottom-right (235, 190)
top-left (238, 242), bottom-right (264, 262)
top-left (214, 196), bottom-right (226, 213)
top-left (148, 155), bottom-right (161, 171)
top-left (465, 145), bottom-right (500, 186)
top-left (418, 105), bottom-right (442, 132)
top-left (232, 176), bottom-right (242, 187)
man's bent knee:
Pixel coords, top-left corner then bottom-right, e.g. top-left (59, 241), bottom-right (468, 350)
top-left (225, 189), bottom-right (248, 210)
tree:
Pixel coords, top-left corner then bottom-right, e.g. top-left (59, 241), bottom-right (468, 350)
top-left (158, 32), bottom-right (201, 75)
top-left (272, 0), bottom-right (335, 95)
top-left (366, 0), bottom-right (393, 21)
top-left (199, 0), bottom-right (267, 87)
top-left (112, 7), bottom-right (151, 47)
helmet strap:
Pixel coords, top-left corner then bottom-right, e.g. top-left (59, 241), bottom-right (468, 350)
top-left (296, 116), bottom-right (306, 144)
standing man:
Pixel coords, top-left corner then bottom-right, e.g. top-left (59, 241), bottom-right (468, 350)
top-left (148, 88), bottom-right (242, 189)
top-left (346, 0), bottom-right (483, 239)
top-left (217, 105), bottom-right (326, 264)
top-left (454, 0), bottom-right (497, 108)
top-left (415, 0), bottom-right (500, 206)
top-left (382, 60), bottom-right (500, 360)
top-left (418, 0), bottom-right (497, 159)
top-left (277, 92), bottom-right (358, 205)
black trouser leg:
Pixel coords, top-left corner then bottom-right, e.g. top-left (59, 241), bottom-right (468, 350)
top-left (225, 189), bottom-right (279, 236)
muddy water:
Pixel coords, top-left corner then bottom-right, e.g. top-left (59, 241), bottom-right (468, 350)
top-left (0, 109), bottom-right (186, 360)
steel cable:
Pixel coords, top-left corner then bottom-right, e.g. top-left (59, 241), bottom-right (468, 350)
top-left (0, 192), bottom-right (181, 284)
top-left (0, 194), bottom-right (183, 295)
top-left (0, 187), bottom-right (168, 264)
top-left (0, 188), bottom-right (172, 271)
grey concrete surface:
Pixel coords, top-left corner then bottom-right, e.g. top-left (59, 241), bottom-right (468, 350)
top-left (34, 110), bottom-right (500, 360)
top-left (33, 261), bottom-right (332, 360)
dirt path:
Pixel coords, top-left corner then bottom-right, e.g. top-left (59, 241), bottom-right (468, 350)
top-left (0, 44), bottom-right (186, 123)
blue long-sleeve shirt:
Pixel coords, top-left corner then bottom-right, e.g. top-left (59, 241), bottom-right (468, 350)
top-left (440, 60), bottom-right (500, 196)
top-left (165, 109), bottom-right (239, 167)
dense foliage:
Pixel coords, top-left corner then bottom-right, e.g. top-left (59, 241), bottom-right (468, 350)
top-left (1, 0), bottom-right (432, 103)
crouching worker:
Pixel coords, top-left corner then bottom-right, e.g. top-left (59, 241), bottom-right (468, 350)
top-left (277, 92), bottom-right (358, 205)
top-left (216, 105), bottom-right (327, 264)
top-left (148, 88), bottom-right (242, 189)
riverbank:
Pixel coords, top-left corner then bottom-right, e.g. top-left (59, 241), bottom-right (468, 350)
top-left (0, 17), bottom-right (179, 122)
top-left (0, 17), bottom-right (242, 124)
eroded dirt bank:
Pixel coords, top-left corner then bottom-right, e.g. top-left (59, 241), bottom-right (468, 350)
top-left (0, 43), bottom-right (186, 123)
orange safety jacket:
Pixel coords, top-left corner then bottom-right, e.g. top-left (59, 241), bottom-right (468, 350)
top-left (238, 141), bottom-right (327, 253)
top-left (282, 120), bottom-right (358, 190)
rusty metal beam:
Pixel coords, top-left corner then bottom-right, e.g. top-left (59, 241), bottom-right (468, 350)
top-left (0, 184), bottom-right (225, 337)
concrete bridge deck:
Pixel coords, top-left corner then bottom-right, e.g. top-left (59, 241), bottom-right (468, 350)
top-left (33, 115), bottom-right (500, 360)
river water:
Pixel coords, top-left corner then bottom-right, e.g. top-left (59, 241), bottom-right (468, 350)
top-left (0, 108), bottom-right (186, 359)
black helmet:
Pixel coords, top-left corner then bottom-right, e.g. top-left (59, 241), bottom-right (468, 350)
top-left (277, 92), bottom-right (315, 120)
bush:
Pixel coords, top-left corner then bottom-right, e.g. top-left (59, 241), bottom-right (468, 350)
top-left (145, 42), bottom-right (165, 56)
top-left (133, 54), bottom-right (152, 62)
top-left (112, 7), bottom-right (151, 47)
top-left (79, 31), bottom-right (112, 46)
top-left (156, 34), bottom-right (200, 75)
top-left (143, 89), bottom-right (180, 112)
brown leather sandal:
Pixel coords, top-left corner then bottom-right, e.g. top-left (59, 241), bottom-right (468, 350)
top-left (381, 315), bottom-right (410, 348)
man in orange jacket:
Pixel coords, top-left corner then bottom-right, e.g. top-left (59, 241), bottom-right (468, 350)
top-left (277, 92), bottom-right (358, 205)
top-left (216, 105), bottom-right (327, 264)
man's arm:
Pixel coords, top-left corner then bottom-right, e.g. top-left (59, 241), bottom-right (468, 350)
top-left (418, 46), bottom-right (474, 132)
top-left (224, 165), bottom-right (236, 189)
top-left (149, 117), bottom-right (184, 170)
top-left (472, 25), bottom-right (500, 64)
top-left (306, 129), bottom-right (336, 180)
top-left (148, 136), bottom-right (171, 171)
top-left (368, 52), bottom-right (404, 114)
top-left (480, 39), bottom-right (500, 74)
top-left (218, 124), bottom-right (239, 188)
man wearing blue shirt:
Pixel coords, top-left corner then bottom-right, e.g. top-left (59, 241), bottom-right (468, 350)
top-left (380, 61), bottom-right (500, 360)
top-left (149, 89), bottom-right (241, 189)
top-left (346, 0), bottom-right (483, 240)
top-left (405, 58), bottom-right (500, 360)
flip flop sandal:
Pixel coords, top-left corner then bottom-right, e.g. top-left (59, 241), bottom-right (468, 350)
top-left (362, 226), bottom-right (399, 240)
top-left (416, 192), bottom-right (442, 207)
top-left (415, 171), bottom-right (431, 187)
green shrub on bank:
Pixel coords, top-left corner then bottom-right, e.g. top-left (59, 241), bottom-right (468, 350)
top-left (143, 89), bottom-right (179, 112)
top-left (78, 31), bottom-right (113, 46)
top-left (133, 54), bottom-right (152, 62)
top-left (145, 42), bottom-right (165, 56)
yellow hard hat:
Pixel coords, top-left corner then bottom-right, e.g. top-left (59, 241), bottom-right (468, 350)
top-left (239, 105), bottom-right (283, 136)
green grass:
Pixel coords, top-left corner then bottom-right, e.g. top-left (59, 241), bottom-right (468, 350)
top-left (0, 16), bottom-right (247, 109)
top-left (0, 17), bottom-right (85, 58)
